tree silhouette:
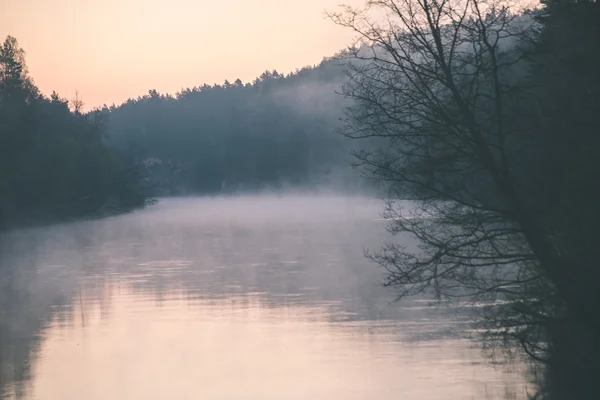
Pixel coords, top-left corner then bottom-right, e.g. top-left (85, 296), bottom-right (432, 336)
top-left (330, 0), bottom-right (600, 397)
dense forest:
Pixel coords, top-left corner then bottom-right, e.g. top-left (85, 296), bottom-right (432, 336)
top-left (0, 36), bottom-right (150, 229)
top-left (105, 58), bottom-right (360, 195)
top-left (0, 36), bottom-right (368, 229)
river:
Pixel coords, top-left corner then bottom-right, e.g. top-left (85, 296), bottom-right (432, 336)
top-left (0, 195), bottom-right (529, 399)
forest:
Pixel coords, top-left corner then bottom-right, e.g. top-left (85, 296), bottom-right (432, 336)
top-left (0, 37), bottom-right (365, 230)
top-left (1, 0), bottom-right (599, 397)
top-left (105, 58), bottom-right (357, 195)
top-left (0, 36), bottom-right (150, 229)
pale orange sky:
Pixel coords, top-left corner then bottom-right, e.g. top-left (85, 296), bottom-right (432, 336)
top-left (0, 0), bottom-right (358, 108)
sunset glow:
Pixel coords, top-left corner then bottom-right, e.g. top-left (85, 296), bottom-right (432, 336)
top-left (1, 0), bottom-right (356, 108)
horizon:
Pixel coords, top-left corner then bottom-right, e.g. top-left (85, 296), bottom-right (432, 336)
top-left (0, 0), bottom-right (358, 109)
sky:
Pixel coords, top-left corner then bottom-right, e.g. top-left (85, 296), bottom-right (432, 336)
top-left (0, 0), bottom-right (358, 109)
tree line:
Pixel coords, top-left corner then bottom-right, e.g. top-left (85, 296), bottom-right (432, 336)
top-left (0, 34), bottom-right (373, 230)
top-left (0, 36), bottom-right (151, 229)
top-left (105, 59), bottom-right (362, 195)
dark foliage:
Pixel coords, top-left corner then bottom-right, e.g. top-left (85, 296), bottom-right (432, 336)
top-left (0, 36), bottom-right (151, 229)
top-left (104, 59), bottom-right (362, 195)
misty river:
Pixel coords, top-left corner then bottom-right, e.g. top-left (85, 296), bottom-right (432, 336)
top-left (0, 196), bottom-right (530, 399)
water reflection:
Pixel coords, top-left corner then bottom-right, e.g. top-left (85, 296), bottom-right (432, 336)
top-left (0, 196), bottom-right (529, 399)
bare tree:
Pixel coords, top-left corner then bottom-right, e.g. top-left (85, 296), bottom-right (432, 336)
top-left (329, 0), bottom-right (600, 394)
top-left (71, 90), bottom-right (84, 115)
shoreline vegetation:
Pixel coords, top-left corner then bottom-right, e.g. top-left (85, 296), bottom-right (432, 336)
top-left (1, 0), bottom-right (599, 397)
top-left (0, 36), bottom-right (366, 232)
top-left (0, 35), bottom-right (153, 231)
top-left (328, 0), bottom-right (600, 398)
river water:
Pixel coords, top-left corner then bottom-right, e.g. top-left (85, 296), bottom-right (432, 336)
top-left (0, 196), bottom-right (529, 399)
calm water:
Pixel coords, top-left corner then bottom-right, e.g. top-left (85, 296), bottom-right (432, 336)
top-left (0, 196), bottom-right (529, 399)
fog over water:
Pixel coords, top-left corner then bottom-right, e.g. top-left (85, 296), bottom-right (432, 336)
top-left (0, 195), bottom-right (529, 399)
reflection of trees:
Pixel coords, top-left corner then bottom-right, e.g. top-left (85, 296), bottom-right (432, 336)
top-left (0, 198), bottom-right (514, 397)
top-left (0, 229), bottom-right (78, 398)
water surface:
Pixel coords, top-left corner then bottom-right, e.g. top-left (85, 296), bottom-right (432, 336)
top-left (0, 196), bottom-right (528, 399)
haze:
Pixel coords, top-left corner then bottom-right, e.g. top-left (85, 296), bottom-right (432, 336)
top-left (2, 0), bottom-right (591, 397)
top-left (0, 0), bottom-right (357, 108)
